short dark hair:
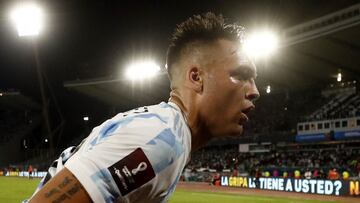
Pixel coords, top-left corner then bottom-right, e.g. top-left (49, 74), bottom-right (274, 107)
top-left (166, 12), bottom-right (245, 80)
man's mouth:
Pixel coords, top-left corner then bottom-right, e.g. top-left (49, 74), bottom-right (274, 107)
top-left (238, 114), bottom-right (249, 125)
top-left (238, 106), bottom-right (254, 125)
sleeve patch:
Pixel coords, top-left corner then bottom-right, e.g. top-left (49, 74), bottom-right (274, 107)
top-left (107, 148), bottom-right (155, 196)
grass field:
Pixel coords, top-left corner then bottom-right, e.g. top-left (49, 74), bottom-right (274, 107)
top-left (0, 176), bottom-right (346, 203)
top-left (0, 176), bottom-right (40, 203)
top-left (170, 190), bottom-right (342, 203)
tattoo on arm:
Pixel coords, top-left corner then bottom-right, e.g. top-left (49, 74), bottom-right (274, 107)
top-left (52, 193), bottom-right (70, 203)
top-left (45, 188), bottom-right (60, 198)
top-left (66, 183), bottom-right (82, 196)
top-left (58, 176), bottom-right (73, 189)
top-left (43, 175), bottom-right (85, 203)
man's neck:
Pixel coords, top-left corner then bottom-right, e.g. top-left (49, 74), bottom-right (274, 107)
top-left (169, 89), bottom-right (211, 151)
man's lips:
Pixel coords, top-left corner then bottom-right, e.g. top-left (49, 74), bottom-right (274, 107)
top-left (238, 106), bottom-right (254, 125)
top-left (238, 113), bottom-right (249, 125)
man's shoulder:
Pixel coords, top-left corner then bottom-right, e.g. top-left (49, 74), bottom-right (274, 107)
top-left (122, 102), bottom-right (178, 116)
top-left (111, 102), bottom-right (181, 128)
top-left (89, 102), bottom-right (182, 140)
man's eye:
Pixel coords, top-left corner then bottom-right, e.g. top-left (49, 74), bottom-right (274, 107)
top-left (239, 74), bottom-right (251, 80)
top-left (232, 69), bottom-right (252, 81)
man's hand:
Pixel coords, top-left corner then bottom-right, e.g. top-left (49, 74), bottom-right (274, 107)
top-left (29, 167), bottom-right (93, 203)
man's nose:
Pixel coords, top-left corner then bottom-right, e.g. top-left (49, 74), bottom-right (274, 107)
top-left (245, 82), bottom-right (260, 102)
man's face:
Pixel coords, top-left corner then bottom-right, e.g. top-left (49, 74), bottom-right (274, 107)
top-left (199, 39), bottom-right (259, 138)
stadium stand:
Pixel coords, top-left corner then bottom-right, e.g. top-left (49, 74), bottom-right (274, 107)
top-left (308, 85), bottom-right (358, 120)
top-left (185, 141), bottom-right (360, 182)
top-left (0, 90), bottom-right (42, 167)
top-left (240, 89), bottom-right (325, 143)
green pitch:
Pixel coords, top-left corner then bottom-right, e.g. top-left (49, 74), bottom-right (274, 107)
top-left (0, 176), bottom-right (344, 203)
top-left (0, 176), bottom-right (40, 203)
top-left (169, 190), bottom-right (341, 203)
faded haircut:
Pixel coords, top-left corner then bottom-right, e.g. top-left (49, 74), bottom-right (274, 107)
top-left (166, 12), bottom-right (245, 82)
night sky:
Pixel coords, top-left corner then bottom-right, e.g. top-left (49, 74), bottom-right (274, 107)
top-left (1, 1), bottom-right (359, 92)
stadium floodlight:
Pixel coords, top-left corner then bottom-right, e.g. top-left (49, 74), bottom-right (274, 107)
top-left (83, 116), bottom-right (89, 121)
top-left (125, 60), bottom-right (160, 81)
top-left (10, 2), bottom-right (44, 37)
top-left (337, 73), bottom-right (342, 82)
top-left (266, 85), bottom-right (271, 94)
top-left (244, 30), bottom-right (278, 58)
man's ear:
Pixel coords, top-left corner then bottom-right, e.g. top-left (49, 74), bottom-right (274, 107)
top-left (187, 66), bottom-right (203, 93)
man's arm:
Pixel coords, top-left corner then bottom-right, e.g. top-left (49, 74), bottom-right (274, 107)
top-left (28, 167), bottom-right (93, 203)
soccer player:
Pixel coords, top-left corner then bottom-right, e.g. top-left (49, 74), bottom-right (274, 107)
top-left (28, 12), bottom-right (259, 203)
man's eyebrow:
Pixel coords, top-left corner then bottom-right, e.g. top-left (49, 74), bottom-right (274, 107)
top-left (235, 64), bottom-right (257, 79)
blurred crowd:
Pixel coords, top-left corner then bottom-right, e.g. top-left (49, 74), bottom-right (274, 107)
top-left (184, 144), bottom-right (360, 181)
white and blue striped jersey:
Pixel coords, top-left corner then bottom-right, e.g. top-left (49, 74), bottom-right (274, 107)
top-left (64, 102), bottom-right (191, 203)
